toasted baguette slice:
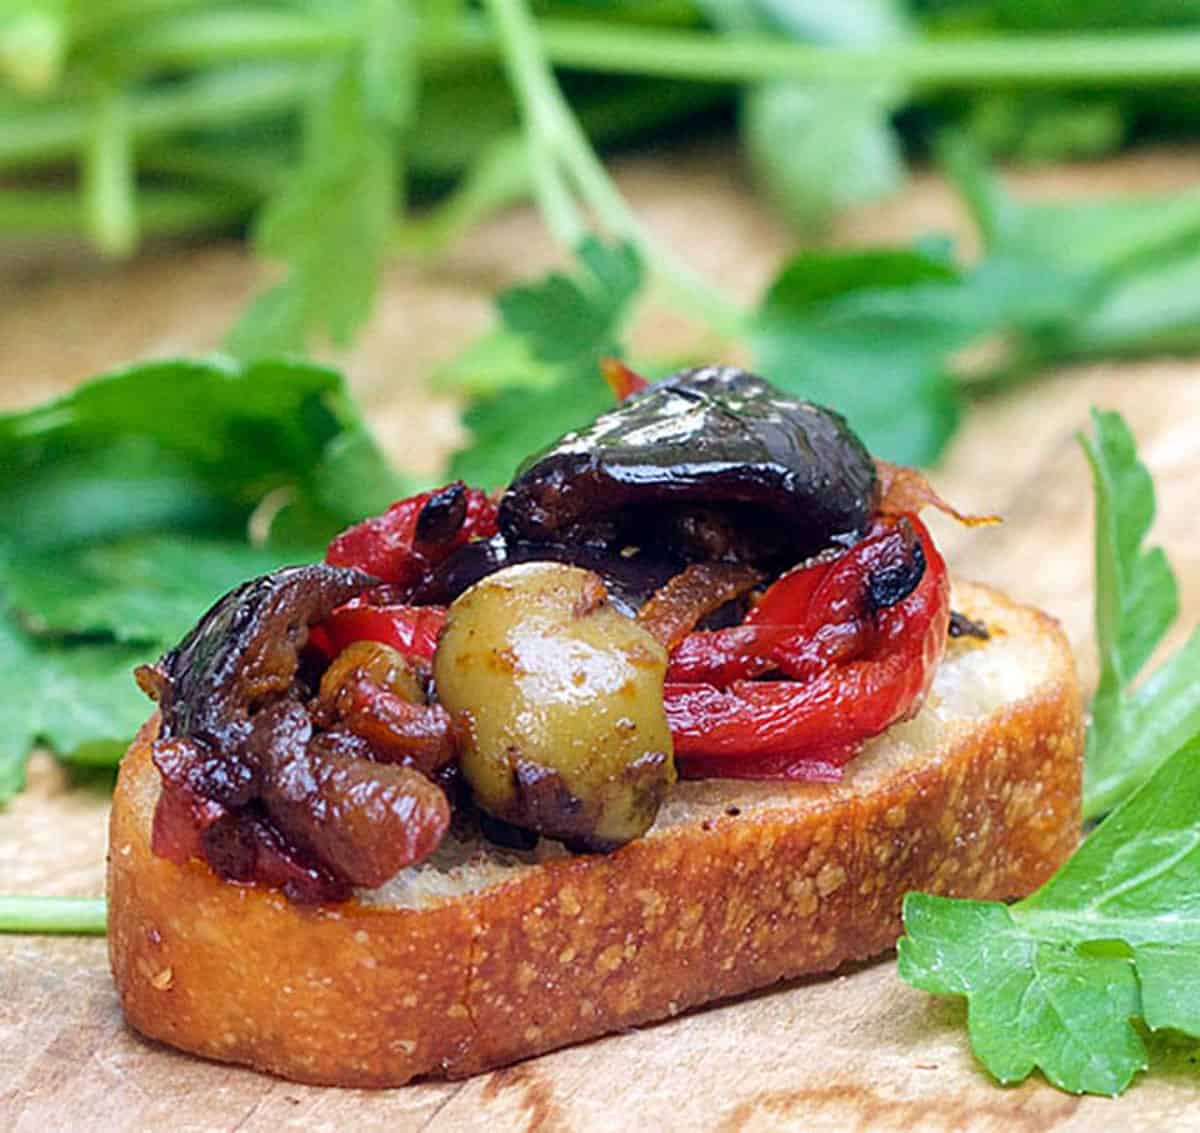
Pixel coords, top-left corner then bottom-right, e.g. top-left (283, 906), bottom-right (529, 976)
top-left (108, 580), bottom-right (1082, 1087)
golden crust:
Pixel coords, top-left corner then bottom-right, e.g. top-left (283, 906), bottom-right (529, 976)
top-left (107, 581), bottom-right (1083, 1087)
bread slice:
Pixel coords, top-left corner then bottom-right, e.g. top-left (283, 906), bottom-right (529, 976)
top-left (107, 580), bottom-right (1082, 1087)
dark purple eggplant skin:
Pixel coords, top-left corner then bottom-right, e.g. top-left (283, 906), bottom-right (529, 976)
top-left (153, 564), bottom-right (372, 755)
top-left (497, 366), bottom-right (879, 569)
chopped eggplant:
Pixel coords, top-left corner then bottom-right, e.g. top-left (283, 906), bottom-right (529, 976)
top-left (141, 562), bottom-right (453, 900)
top-left (499, 366), bottom-right (878, 570)
top-left (149, 563), bottom-right (371, 750)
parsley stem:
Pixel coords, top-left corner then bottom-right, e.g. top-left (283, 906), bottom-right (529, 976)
top-left (0, 186), bottom-right (251, 235)
top-left (487, 20), bottom-right (1200, 89)
top-left (82, 8), bottom-right (354, 71)
top-left (82, 83), bottom-right (138, 258)
top-left (0, 66), bottom-right (308, 169)
top-left (91, 7), bottom-right (1200, 90)
top-left (483, 0), bottom-right (746, 337)
top-left (0, 897), bottom-right (107, 936)
top-left (33, 15), bottom-right (1200, 194)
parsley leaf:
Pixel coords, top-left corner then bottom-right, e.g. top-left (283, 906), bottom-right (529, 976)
top-left (899, 732), bottom-right (1200, 1096)
top-left (943, 136), bottom-right (1200, 374)
top-left (0, 609), bottom-right (148, 801)
top-left (225, 0), bottom-right (414, 358)
top-left (0, 356), bottom-right (405, 795)
top-left (0, 355), bottom-right (406, 580)
top-left (751, 246), bottom-right (984, 464)
top-left (1080, 409), bottom-right (1200, 818)
top-left (449, 238), bottom-right (642, 487)
top-left (701, 0), bottom-right (909, 233)
top-left (3, 535), bottom-right (295, 647)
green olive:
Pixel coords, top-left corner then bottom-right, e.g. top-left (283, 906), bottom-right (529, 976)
top-left (433, 562), bottom-right (675, 851)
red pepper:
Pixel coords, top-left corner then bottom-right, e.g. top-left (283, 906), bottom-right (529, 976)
top-left (325, 481), bottom-right (498, 589)
top-left (664, 513), bottom-right (949, 779)
top-left (667, 520), bottom-right (913, 684)
top-left (316, 601), bottom-right (447, 664)
top-left (320, 482), bottom-right (950, 786)
top-left (600, 357), bottom-right (650, 401)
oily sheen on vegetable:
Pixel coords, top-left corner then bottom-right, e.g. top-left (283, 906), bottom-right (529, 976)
top-left (136, 366), bottom-right (953, 903)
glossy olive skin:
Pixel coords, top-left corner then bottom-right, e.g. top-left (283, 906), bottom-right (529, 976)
top-left (433, 562), bottom-right (675, 850)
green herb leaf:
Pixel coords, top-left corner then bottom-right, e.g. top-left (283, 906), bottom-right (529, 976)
top-left (0, 355), bottom-right (406, 564)
top-left (496, 238), bottom-right (641, 363)
top-left (742, 80), bottom-right (904, 234)
top-left (451, 357), bottom-right (616, 490)
top-left (963, 92), bottom-right (1127, 165)
top-left (899, 732), bottom-right (1200, 1097)
top-left (0, 608), bottom-right (147, 802)
top-left (0, 355), bottom-right (405, 793)
top-left (1080, 409), bottom-right (1200, 818)
top-left (899, 896), bottom-right (1146, 1096)
top-left (942, 136), bottom-right (1200, 376)
top-left (2, 534), bottom-right (299, 646)
top-left (751, 247), bottom-right (983, 465)
top-left (703, 0), bottom-right (909, 233)
top-left (449, 238), bottom-right (642, 486)
top-left (226, 1), bottom-right (413, 358)
top-left (431, 323), bottom-right (558, 396)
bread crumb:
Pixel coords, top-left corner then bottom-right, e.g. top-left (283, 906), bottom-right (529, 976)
top-left (597, 944), bottom-right (624, 973)
top-left (816, 864), bottom-right (847, 897)
top-left (150, 966), bottom-right (173, 991)
top-left (557, 888), bottom-right (581, 916)
top-left (787, 877), bottom-right (818, 916)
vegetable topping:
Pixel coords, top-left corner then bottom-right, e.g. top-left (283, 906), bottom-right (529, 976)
top-left (139, 366), bottom-right (957, 901)
top-left (499, 366), bottom-right (879, 571)
top-left (435, 562), bottom-right (674, 852)
top-left (138, 564), bottom-right (453, 903)
top-left (664, 514), bottom-right (948, 780)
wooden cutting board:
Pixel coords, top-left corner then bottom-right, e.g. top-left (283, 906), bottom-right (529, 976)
top-left (3, 145), bottom-right (1200, 1132)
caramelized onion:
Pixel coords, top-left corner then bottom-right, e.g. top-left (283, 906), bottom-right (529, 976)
top-left (636, 563), bottom-right (763, 651)
top-left (875, 460), bottom-right (999, 527)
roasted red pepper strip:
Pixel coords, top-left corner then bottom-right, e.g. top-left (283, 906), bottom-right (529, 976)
top-left (600, 357), bottom-right (650, 401)
top-left (667, 519), bottom-right (919, 684)
top-left (664, 513), bottom-right (949, 778)
top-left (325, 481), bottom-right (498, 589)
top-left (314, 601), bottom-right (447, 664)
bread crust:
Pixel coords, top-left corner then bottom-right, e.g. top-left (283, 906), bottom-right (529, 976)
top-left (108, 581), bottom-right (1083, 1087)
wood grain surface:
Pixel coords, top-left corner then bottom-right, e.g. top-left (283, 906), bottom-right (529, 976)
top-left (3, 143), bottom-right (1200, 1131)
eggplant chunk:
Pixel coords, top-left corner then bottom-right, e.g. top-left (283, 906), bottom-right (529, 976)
top-left (149, 563), bottom-right (372, 750)
top-left (252, 703), bottom-right (450, 888)
top-left (498, 366), bottom-right (878, 569)
top-left (434, 562), bottom-right (675, 851)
